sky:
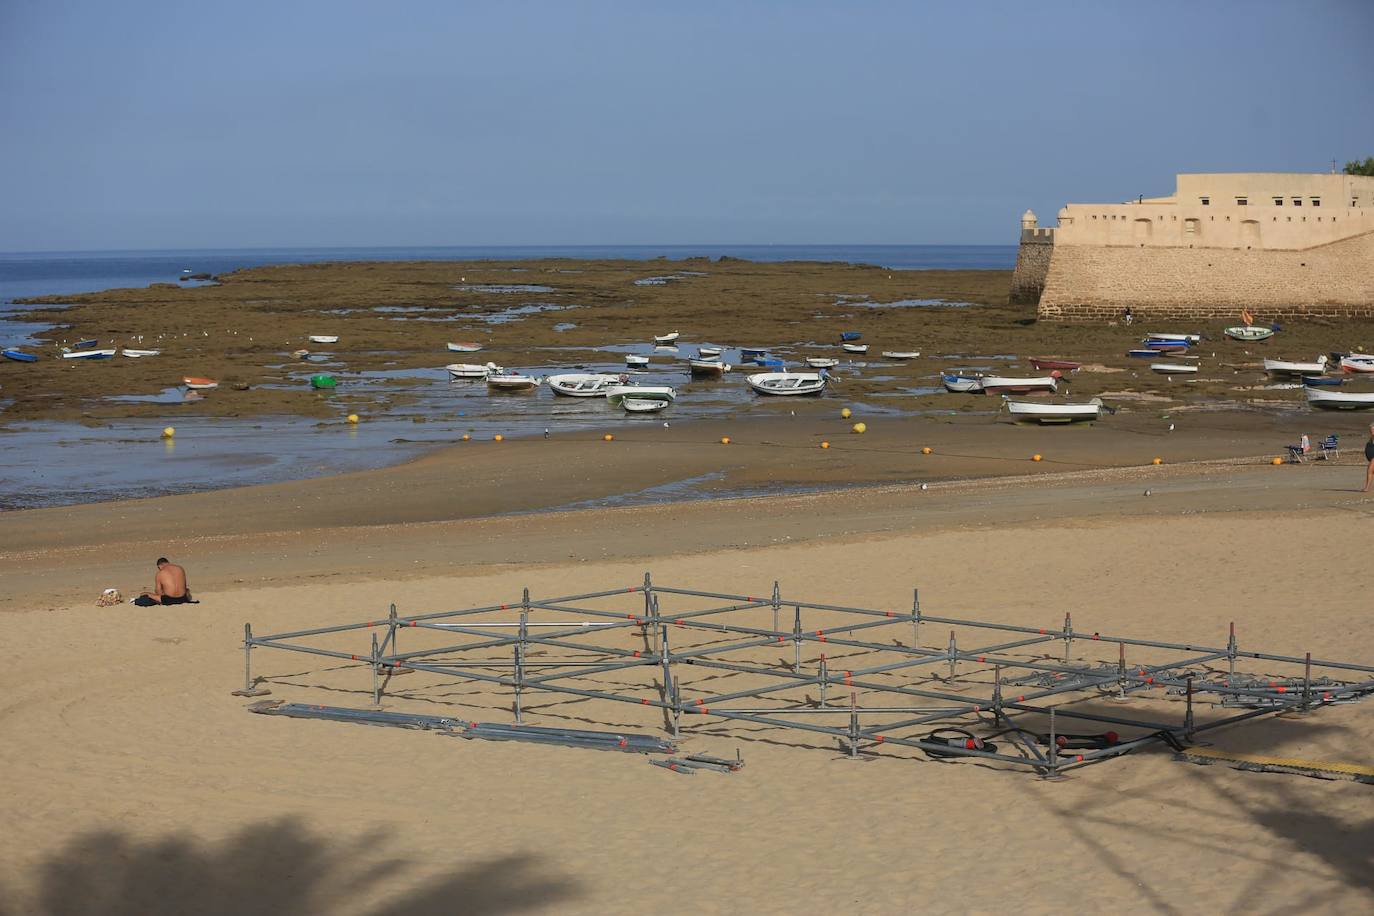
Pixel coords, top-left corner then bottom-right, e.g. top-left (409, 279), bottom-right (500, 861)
top-left (1, 1), bottom-right (1371, 251)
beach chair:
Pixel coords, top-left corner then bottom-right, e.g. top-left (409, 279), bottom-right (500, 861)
top-left (1318, 434), bottom-right (1338, 460)
top-left (1286, 434), bottom-right (1312, 463)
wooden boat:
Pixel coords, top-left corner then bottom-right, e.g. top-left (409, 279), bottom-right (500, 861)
top-left (183, 377), bottom-right (218, 389)
top-left (839, 331), bottom-right (863, 342)
top-left (1305, 386), bottom-right (1374, 409)
top-left (979, 375), bottom-right (1057, 394)
top-left (308, 335), bottom-right (339, 344)
top-left (1150, 362), bottom-right (1199, 374)
top-left (486, 371), bottom-right (541, 391)
top-left (841, 343), bottom-right (868, 354)
top-left (74, 339), bottom-right (99, 349)
top-left (447, 362), bottom-right (499, 379)
top-left (1144, 339), bottom-right (1189, 352)
top-left (1340, 355), bottom-right (1374, 373)
top-left (309, 374), bottom-right (337, 389)
top-left (121, 349), bottom-right (161, 358)
top-left (746, 371), bottom-right (827, 396)
top-left (697, 347), bottom-right (722, 358)
top-left (881, 351), bottom-right (920, 360)
top-left (1224, 326), bottom-right (1274, 342)
top-left (1302, 375), bottom-right (1342, 387)
top-left (1028, 358), bottom-right (1081, 371)
top-left (739, 347), bottom-right (768, 359)
top-left (447, 341), bottom-right (483, 352)
top-left (1145, 333), bottom-right (1201, 343)
top-left (606, 384), bottom-right (676, 406)
top-left (1005, 397), bottom-right (1104, 423)
top-left (1127, 349), bottom-right (1157, 358)
top-left (2, 349), bottom-right (38, 362)
top-left (688, 359), bottom-right (731, 377)
top-left (622, 397), bottom-right (670, 413)
top-left (1265, 355), bottom-right (1328, 375)
top-left (625, 354), bottom-right (650, 368)
top-left (806, 357), bottom-right (840, 369)
top-left (653, 331), bottom-right (680, 344)
top-left (942, 373), bottom-right (983, 393)
top-left (547, 373), bottom-right (624, 396)
top-left (61, 348), bottom-right (116, 359)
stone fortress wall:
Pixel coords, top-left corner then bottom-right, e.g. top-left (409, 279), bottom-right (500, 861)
top-left (1017, 172), bottom-right (1374, 320)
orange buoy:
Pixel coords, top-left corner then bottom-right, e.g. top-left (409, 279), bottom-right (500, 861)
top-left (820, 441), bottom-right (830, 449)
top-left (1271, 457), bottom-right (1283, 465)
top-left (494, 434), bottom-right (504, 442)
top-left (921, 446), bottom-right (932, 455)
top-left (461, 433), bottom-right (471, 441)
top-left (1032, 454), bottom-right (1043, 462)
top-left (720, 436), bottom-right (731, 445)
top-left (1152, 457), bottom-right (1163, 465)
top-left (603, 433), bottom-right (614, 442)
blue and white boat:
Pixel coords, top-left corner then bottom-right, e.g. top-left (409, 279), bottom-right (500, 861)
top-left (942, 373), bottom-right (983, 393)
top-left (839, 331), bottom-right (863, 342)
top-left (2, 349), bottom-right (38, 362)
top-left (1302, 375), bottom-right (1342, 387)
top-left (740, 347), bottom-right (768, 359)
top-left (1127, 349), bottom-right (1157, 358)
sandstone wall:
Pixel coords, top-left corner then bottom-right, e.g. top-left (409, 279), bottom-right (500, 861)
top-left (1037, 228), bottom-right (1374, 320)
top-left (1010, 229), bottom-right (1054, 304)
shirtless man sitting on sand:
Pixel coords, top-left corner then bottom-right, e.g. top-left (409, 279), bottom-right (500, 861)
top-left (132, 558), bottom-right (194, 606)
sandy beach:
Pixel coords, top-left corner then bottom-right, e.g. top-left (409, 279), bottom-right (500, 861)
top-left (2, 432), bottom-right (1372, 913)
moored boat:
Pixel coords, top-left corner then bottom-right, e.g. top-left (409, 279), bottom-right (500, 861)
top-left (447, 362), bottom-right (500, 379)
top-left (1150, 362), bottom-right (1199, 374)
top-left (841, 343), bottom-right (868, 354)
top-left (61, 348), bottom-right (116, 359)
top-left (625, 354), bottom-right (650, 368)
top-left (308, 335), bottom-right (339, 344)
top-left (697, 346), bottom-right (722, 358)
top-left (1005, 397), bottom-right (1104, 423)
top-left (806, 357), bottom-right (840, 369)
top-left (653, 331), bottom-right (680, 344)
top-left (121, 349), bottom-right (161, 358)
top-left (2, 349), bottom-right (38, 362)
top-left (688, 358), bottom-right (731, 377)
top-left (73, 339), bottom-right (98, 349)
top-left (486, 371), bottom-right (541, 391)
top-left (746, 371), bottom-right (827, 396)
top-left (942, 373), bottom-right (983, 393)
top-left (183, 377), bottom-right (218, 389)
top-left (1028, 358), bottom-right (1081, 371)
top-left (1340, 355), bottom-right (1374, 373)
top-left (1305, 386), bottom-right (1374, 409)
top-left (606, 384), bottom-right (676, 406)
top-left (310, 374), bottom-right (337, 389)
top-left (447, 341), bottom-right (483, 352)
top-left (622, 397), bottom-right (670, 413)
top-left (1301, 375), bottom-right (1342, 387)
top-left (547, 373), bottom-right (625, 396)
top-left (1144, 339), bottom-right (1189, 352)
top-left (1265, 355), bottom-right (1328, 375)
top-left (839, 331), bottom-right (863, 342)
top-left (739, 347), bottom-right (768, 359)
top-left (1145, 333), bottom-right (1201, 342)
top-left (1224, 326), bottom-right (1274, 342)
top-left (979, 375), bottom-right (1058, 394)
top-left (1127, 349), bottom-right (1157, 358)
top-left (881, 351), bottom-right (920, 360)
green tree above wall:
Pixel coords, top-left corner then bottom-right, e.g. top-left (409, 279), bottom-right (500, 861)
top-left (1345, 157), bottom-right (1374, 176)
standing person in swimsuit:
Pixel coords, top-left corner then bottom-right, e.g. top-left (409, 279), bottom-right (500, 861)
top-left (133, 557), bottom-right (194, 606)
top-left (1364, 424), bottom-right (1374, 493)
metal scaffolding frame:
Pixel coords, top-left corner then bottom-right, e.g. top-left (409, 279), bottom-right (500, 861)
top-left (236, 575), bottom-right (1374, 776)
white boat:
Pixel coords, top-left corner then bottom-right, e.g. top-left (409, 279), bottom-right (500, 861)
top-left (308, 335), bottom-right (339, 344)
top-left (1145, 333), bottom-right (1201, 343)
top-left (182, 377), bottom-right (218, 390)
top-left (1265, 355), bottom-right (1327, 375)
top-left (1005, 397), bottom-right (1104, 423)
top-left (1224, 326), bottom-right (1273, 342)
top-left (653, 331), bottom-right (680, 344)
top-left (746, 371), bottom-right (827, 396)
top-left (1151, 362), bottom-right (1199, 374)
top-left (697, 347), bottom-right (722, 358)
top-left (547, 373), bottom-right (625, 396)
top-left (942, 373), bottom-right (983, 393)
top-left (806, 357), bottom-right (840, 369)
top-left (606, 385), bottom-right (676, 406)
top-left (486, 371), bottom-right (540, 390)
top-left (626, 354), bottom-right (650, 368)
top-left (61, 348), bottom-right (117, 359)
top-left (1340, 355), bottom-right (1374, 373)
top-left (1305, 386), bottom-right (1374, 409)
top-left (881, 351), bottom-right (920, 360)
top-left (688, 358), bottom-right (731, 377)
top-left (841, 343), bottom-right (868, 354)
top-left (622, 398), bottom-right (670, 413)
top-left (121, 349), bottom-right (161, 358)
top-left (447, 341), bottom-right (483, 352)
top-left (448, 362), bottom-right (499, 379)
top-left (978, 375), bottom-right (1057, 394)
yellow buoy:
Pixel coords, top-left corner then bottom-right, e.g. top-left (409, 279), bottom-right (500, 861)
top-left (841, 408), bottom-right (852, 420)
top-left (494, 434), bottom-right (504, 442)
top-left (820, 441), bottom-right (830, 449)
top-left (1271, 457), bottom-right (1284, 465)
top-left (720, 436), bottom-right (731, 445)
top-left (347, 414), bottom-right (359, 424)
top-left (852, 422), bottom-right (866, 434)
top-left (461, 434), bottom-right (471, 441)
top-left (161, 427), bottom-right (175, 438)
top-left (1152, 457), bottom-right (1163, 465)
top-left (1032, 454), bottom-right (1043, 462)
top-left (603, 433), bottom-right (614, 442)
top-left (921, 446), bottom-right (932, 455)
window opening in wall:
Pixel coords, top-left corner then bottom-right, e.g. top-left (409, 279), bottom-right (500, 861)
top-left (1200, 197), bottom-right (1210, 206)
top-left (1311, 198), bottom-right (1320, 207)
top-left (1273, 197), bottom-right (1283, 206)
top-left (1236, 197), bottom-right (1248, 206)
top-left (1292, 198), bottom-right (1302, 206)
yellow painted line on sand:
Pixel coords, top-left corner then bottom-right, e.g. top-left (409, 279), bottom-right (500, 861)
top-left (1181, 745), bottom-right (1374, 779)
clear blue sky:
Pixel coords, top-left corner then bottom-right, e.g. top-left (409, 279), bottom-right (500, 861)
top-left (2, 0), bottom-right (1370, 251)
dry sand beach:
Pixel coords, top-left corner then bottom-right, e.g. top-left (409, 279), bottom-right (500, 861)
top-left (2, 439), bottom-right (1373, 914)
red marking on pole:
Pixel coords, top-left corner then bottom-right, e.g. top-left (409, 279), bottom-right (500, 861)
top-left (632, 650), bottom-right (642, 658)
top-left (675, 619), bottom-right (685, 626)
top-left (469, 721), bottom-right (478, 728)
top-left (626, 587), bottom-right (634, 593)
top-left (977, 655), bottom-right (985, 663)
top-left (1092, 634), bottom-right (1100, 640)
top-left (815, 629), bottom-right (824, 636)
top-left (1323, 692), bottom-right (1333, 701)
top-left (1075, 755), bottom-right (1084, 763)
top-left (695, 698), bottom-right (705, 705)
top-left (634, 617), bottom-right (643, 626)
top-left (777, 636), bottom-right (785, 643)
top-left (973, 706), bottom-right (981, 713)
top-left (618, 739), bottom-right (627, 747)
top-left (1017, 695), bottom-right (1025, 702)
top-left (351, 654), bottom-right (357, 661)
top-left (409, 621), bottom-right (416, 627)
top-left (641, 698), bottom-right (649, 705)
top-left (500, 604), bottom-right (507, 610)
top-left (1277, 686), bottom-right (1287, 693)
top-left (875, 735), bottom-right (886, 742)
top-left (669, 763), bottom-right (678, 770)
top-left (843, 671), bottom-right (852, 685)
top-left (1038, 628), bottom-right (1045, 635)
top-left (698, 707), bottom-right (709, 714)
top-left (818, 636), bottom-right (828, 643)
top-left (1146, 677), bottom-right (1154, 685)
top-left (747, 596), bottom-right (754, 602)
top-left (368, 621), bottom-right (374, 628)
top-left (626, 614), bottom-right (635, 619)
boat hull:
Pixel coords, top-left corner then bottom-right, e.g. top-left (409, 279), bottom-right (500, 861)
top-left (547, 373), bottom-right (623, 396)
top-left (979, 376), bottom-right (1057, 394)
top-left (1224, 326), bottom-right (1274, 342)
top-left (1006, 398), bottom-right (1103, 422)
top-left (1306, 387), bottom-right (1374, 409)
top-left (746, 372), bottom-right (827, 396)
top-left (1028, 358), bottom-right (1081, 371)
top-left (2, 350), bottom-right (38, 362)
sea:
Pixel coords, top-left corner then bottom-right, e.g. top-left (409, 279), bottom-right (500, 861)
top-left (0, 245), bottom-right (1015, 509)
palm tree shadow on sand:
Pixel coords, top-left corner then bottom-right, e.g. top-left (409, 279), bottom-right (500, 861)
top-left (0, 818), bottom-right (578, 916)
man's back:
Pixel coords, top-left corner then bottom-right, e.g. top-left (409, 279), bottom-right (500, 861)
top-left (156, 563), bottom-right (188, 598)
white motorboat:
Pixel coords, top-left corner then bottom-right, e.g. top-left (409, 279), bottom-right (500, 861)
top-left (942, 373), bottom-right (983, 393)
top-left (746, 371), bottom-right (827, 396)
top-left (978, 375), bottom-right (1057, 394)
top-left (1151, 362), bottom-right (1199, 374)
top-left (1005, 397), bottom-right (1105, 423)
top-left (1145, 332), bottom-right (1201, 343)
top-left (547, 373), bottom-right (625, 396)
top-left (448, 362), bottom-right (499, 379)
top-left (881, 351), bottom-right (920, 360)
top-left (121, 349), bottom-right (161, 358)
top-left (61, 348), bottom-right (117, 359)
top-left (606, 385), bottom-right (676, 407)
top-left (806, 357), bottom-right (840, 369)
top-left (1305, 386), bottom-right (1374, 409)
top-left (653, 331), bottom-right (680, 344)
top-left (688, 358), bottom-right (731, 377)
top-left (308, 335), bottom-right (339, 344)
top-left (486, 371), bottom-right (541, 391)
top-left (1340, 355), bottom-right (1374, 373)
top-left (447, 341), bottom-right (483, 352)
top-left (1265, 355), bottom-right (1327, 375)
top-left (697, 347), bottom-right (722, 358)
top-left (626, 354), bottom-right (650, 368)
top-left (841, 343), bottom-right (868, 354)
top-left (622, 398), bottom-right (670, 413)
top-left (1224, 326), bottom-right (1274, 342)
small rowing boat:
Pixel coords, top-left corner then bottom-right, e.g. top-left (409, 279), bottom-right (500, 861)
top-left (1265, 355), bottom-right (1328, 375)
top-left (1150, 362), bottom-right (1199, 374)
top-left (308, 335), bottom-right (339, 344)
top-left (486, 371), bottom-right (541, 391)
top-left (839, 331), bottom-right (863, 342)
top-left (697, 346), bottom-right (722, 358)
top-left (1340, 355), bottom-right (1374, 373)
top-left (688, 358), bottom-right (731, 377)
top-left (447, 341), bottom-right (483, 352)
top-left (1144, 339), bottom-right (1189, 352)
top-left (1224, 326), bottom-right (1273, 342)
top-left (746, 372), bottom-right (827, 396)
top-left (1028, 358), bottom-right (1080, 371)
top-left (1145, 332), bottom-right (1201, 343)
top-left (62, 348), bottom-right (116, 359)
top-left (447, 362), bottom-right (499, 379)
top-left (1127, 349), bottom-right (1157, 358)
top-left (122, 349), bottom-right (161, 358)
top-left (979, 375), bottom-right (1057, 394)
top-left (653, 331), bottom-right (680, 344)
top-left (1305, 386), bottom-right (1374, 409)
top-left (739, 347), bottom-right (768, 359)
top-left (2, 349), bottom-right (38, 362)
top-left (806, 357), bottom-right (840, 369)
top-left (841, 343), bottom-right (868, 354)
top-left (881, 351), bottom-right (920, 360)
top-left (183, 377), bottom-right (218, 390)
top-left (942, 373), bottom-right (983, 393)
top-left (622, 397), bottom-right (670, 413)
top-left (625, 354), bottom-right (650, 368)
top-left (547, 373), bottom-right (625, 396)
top-left (1301, 375), bottom-right (1342, 387)
top-left (606, 384), bottom-right (676, 407)
top-left (1005, 397), bottom-right (1104, 423)
top-left (74, 339), bottom-right (98, 349)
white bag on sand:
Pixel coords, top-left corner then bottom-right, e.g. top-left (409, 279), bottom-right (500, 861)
top-left (95, 588), bottom-right (123, 607)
